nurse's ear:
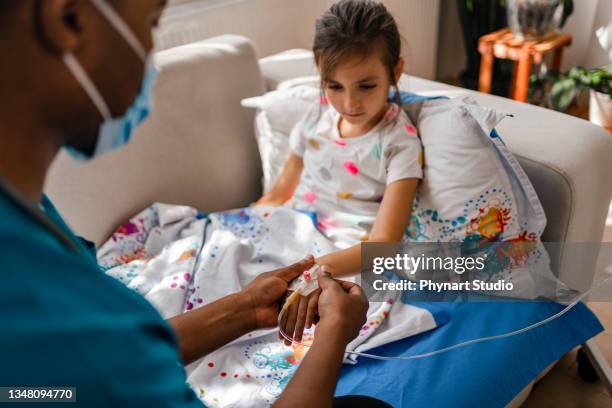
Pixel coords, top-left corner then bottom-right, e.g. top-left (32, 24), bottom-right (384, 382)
top-left (36, 0), bottom-right (86, 54)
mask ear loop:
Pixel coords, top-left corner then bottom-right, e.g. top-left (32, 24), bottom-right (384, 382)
top-left (63, 53), bottom-right (112, 121)
top-left (90, 0), bottom-right (147, 62)
top-left (277, 276), bottom-right (612, 361)
top-left (62, 0), bottom-right (148, 122)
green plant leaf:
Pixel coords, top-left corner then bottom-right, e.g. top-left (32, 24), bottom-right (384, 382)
top-left (592, 75), bottom-right (601, 86)
top-left (568, 67), bottom-right (581, 80)
top-left (551, 77), bottom-right (576, 111)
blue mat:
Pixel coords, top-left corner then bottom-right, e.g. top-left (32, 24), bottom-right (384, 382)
top-left (336, 301), bottom-right (603, 407)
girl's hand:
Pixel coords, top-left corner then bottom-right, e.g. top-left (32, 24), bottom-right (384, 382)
top-left (279, 288), bottom-right (321, 345)
top-left (254, 154), bottom-right (304, 208)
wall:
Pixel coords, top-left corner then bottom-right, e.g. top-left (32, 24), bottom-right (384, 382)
top-left (293, 0), bottom-right (441, 79)
top-left (156, 0), bottom-right (301, 58)
top-left (560, 0), bottom-right (599, 71)
top-left (584, 0), bottom-right (612, 68)
top-left (156, 0), bottom-right (441, 79)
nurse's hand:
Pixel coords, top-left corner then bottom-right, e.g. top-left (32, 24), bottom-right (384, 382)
top-left (315, 269), bottom-right (369, 344)
top-left (279, 289), bottom-right (321, 345)
top-left (280, 267), bottom-right (368, 345)
top-left (241, 255), bottom-right (315, 329)
top-left (170, 255), bottom-right (313, 365)
top-left (272, 270), bottom-right (369, 408)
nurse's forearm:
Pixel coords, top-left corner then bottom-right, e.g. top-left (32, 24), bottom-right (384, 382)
top-left (273, 321), bottom-right (351, 407)
top-left (168, 292), bottom-right (255, 365)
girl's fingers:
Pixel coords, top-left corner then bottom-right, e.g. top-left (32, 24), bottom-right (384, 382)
top-left (278, 293), bottom-right (291, 340)
top-left (278, 310), bottom-right (286, 341)
top-left (279, 299), bottom-right (289, 329)
top-left (294, 297), bottom-right (309, 342)
top-left (305, 290), bottom-right (321, 329)
top-left (283, 301), bottom-right (299, 346)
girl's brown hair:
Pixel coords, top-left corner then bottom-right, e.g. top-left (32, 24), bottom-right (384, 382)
top-left (313, 0), bottom-right (403, 106)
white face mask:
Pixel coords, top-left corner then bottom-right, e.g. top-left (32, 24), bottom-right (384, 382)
top-left (63, 0), bottom-right (159, 160)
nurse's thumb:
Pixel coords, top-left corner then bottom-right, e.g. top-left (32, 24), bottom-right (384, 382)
top-left (318, 266), bottom-right (339, 292)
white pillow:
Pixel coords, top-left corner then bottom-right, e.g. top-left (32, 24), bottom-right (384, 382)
top-left (402, 96), bottom-right (560, 299)
top-left (402, 96), bottom-right (545, 241)
top-left (241, 85), bottom-right (319, 192)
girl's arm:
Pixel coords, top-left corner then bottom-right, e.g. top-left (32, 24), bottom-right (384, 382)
top-left (316, 177), bottom-right (420, 276)
top-left (254, 153), bottom-right (303, 207)
top-left (280, 178), bottom-right (419, 342)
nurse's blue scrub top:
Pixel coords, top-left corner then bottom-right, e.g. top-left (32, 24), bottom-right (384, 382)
top-left (0, 188), bottom-right (204, 407)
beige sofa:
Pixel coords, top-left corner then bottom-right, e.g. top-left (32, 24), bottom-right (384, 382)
top-left (44, 35), bottom-right (612, 406)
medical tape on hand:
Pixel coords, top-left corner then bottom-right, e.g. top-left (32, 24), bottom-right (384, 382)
top-left (277, 275), bottom-right (612, 361)
top-left (288, 264), bottom-right (321, 296)
top-left (279, 264), bottom-right (321, 319)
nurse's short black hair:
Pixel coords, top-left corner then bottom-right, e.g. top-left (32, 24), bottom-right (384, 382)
top-left (0, 1), bottom-right (17, 11)
top-left (0, 1), bottom-right (18, 20)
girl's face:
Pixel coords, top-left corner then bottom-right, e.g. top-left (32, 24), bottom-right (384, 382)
top-left (323, 51), bottom-right (403, 134)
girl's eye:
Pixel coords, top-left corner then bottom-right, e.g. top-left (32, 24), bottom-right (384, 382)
top-left (327, 84), bottom-right (343, 91)
top-left (360, 84), bottom-right (377, 91)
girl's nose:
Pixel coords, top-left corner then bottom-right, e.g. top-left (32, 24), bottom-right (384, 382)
top-left (346, 91), bottom-right (361, 111)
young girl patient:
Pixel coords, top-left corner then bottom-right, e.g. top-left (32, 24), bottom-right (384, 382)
top-left (254, 0), bottom-right (423, 342)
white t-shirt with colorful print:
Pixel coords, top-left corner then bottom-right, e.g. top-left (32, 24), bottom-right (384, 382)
top-left (288, 100), bottom-right (423, 248)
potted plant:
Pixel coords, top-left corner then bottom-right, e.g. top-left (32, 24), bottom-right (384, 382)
top-left (506, 0), bottom-right (574, 40)
top-left (528, 66), bottom-right (612, 129)
top-left (588, 68), bottom-right (612, 131)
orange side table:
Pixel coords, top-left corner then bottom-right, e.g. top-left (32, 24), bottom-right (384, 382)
top-left (478, 28), bottom-right (572, 102)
